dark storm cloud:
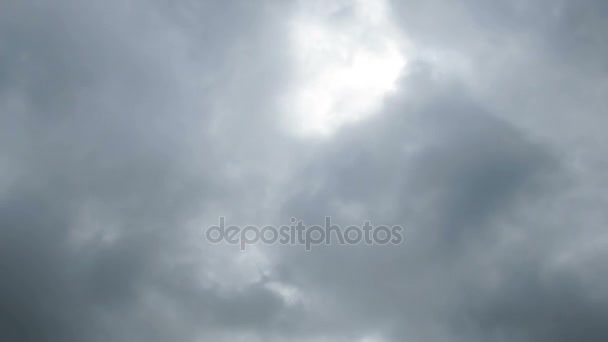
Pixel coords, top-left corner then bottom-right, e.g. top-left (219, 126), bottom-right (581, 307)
top-left (459, 258), bottom-right (608, 342)
top-left (0, 0), bottom-right (300, 341)
top-left (274, 68), bottom-right (567, 339)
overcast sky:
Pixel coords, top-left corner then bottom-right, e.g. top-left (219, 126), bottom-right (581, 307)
top-left (1, 0), bottom-right (608, 341)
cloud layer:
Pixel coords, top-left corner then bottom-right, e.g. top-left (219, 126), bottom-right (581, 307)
top-left (1, 0), bottom-right (607, 341)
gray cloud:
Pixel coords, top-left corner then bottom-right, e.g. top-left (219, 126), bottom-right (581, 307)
top-left (1, 0), bottom-right (607, 341)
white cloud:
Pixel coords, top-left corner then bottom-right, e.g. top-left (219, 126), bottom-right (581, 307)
top-left (284, 0), bottom-right (407, 137)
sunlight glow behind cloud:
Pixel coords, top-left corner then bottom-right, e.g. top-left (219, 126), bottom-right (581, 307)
top-left (286, 0), bottom-right (407, 137)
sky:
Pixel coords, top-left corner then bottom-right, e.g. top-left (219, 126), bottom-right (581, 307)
top-left (1, 0), bottom-right (608, 341)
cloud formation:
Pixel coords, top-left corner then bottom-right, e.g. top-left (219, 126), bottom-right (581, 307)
top-left (1, 0), bottom-right (607, 341)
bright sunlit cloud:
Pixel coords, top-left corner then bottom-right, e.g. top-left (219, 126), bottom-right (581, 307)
top-left (285, 0), bottom-right (407, 137)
